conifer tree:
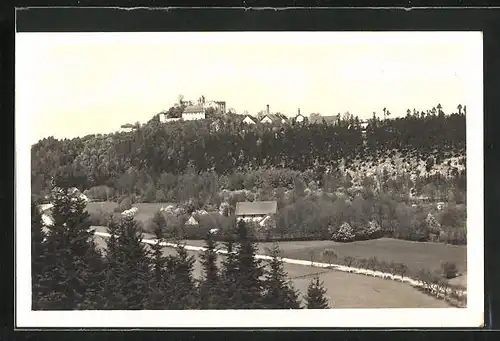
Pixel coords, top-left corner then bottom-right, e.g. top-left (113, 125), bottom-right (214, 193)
top-left (31, 200), bottom-right (48, 310)
top-left (234, 220), bottom-right (264, 309)
top-left (199, 230), bottom-right (221, 309)
top-left (103, 215), bottom-right (152, 309)
top-left (42, 185), bottom-right (104, 310)
top-left (262, 244), bottom-right (301, 309)
top-left (101, 218), bottom-right (126, 309)
top-left (305, 276), bottom-right (329, 309)
top-left (146, 212), bottom-right (171, 309)
top-left (168, 243), bottom-right (197, 309)
top-left (219, 236), bottom-right (239, 309)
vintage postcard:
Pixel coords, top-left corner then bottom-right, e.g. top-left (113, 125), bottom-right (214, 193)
top-left (16, 30), bottom-right (483, 328)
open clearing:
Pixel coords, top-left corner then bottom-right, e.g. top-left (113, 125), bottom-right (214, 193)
top-left (86, 201), bottom-right (173, 224)
top-left (93, 226), bottom-right (451, 308)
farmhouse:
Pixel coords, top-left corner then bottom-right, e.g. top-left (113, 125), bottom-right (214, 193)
top-left (235, 201), bottom-right (277, 226)
top-left (182, 105), bottom-right (206, 121)
top-left (242, 115), bottom-right (257, 125)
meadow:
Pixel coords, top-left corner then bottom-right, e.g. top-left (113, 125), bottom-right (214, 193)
top-left (93, 227), bottom-right (452, 308)
top-left (87, 201), bottom-right (467, 289)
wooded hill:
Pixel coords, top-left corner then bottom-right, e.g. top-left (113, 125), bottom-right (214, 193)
top-left (31, 110), bottom-right (465, 201)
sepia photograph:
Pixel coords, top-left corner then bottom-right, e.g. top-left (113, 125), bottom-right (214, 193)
top-left (16, 30), bottom-right (484, 328)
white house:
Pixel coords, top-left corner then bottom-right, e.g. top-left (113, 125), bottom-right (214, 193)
top-left (235, 201), bottom-right (277, 225)
top-left (242, 115), bottom-right (256, 125)
top-left (159, 114), bottom-right (181, 123)
top-left (294, 112), bottom-right (306, 123)
top-left (182, 105), bottom-right (206, 121)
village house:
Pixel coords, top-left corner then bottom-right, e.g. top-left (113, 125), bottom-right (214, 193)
top-left (120, 123), bottom-right (136, 132)
top-left (309, 115), bottom-right (339, 125)
top-left (242, 115), bottom-right (257, 125)
top-left (235, 201), bottom-right (278, 227)
top-left (294, 108), bottom-right (306, 123)
top-left (182, 104), bottom-right (206, 121)
top-left (260, 115), bottom-right (274, 124)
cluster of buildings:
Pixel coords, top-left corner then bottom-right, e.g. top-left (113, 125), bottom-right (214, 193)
top-left (159, 96), bottom-right (371, 131)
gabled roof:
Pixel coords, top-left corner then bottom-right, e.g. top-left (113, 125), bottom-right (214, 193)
top-left (235, 201), bottom-right (277, 216)
top-left (309, 115), bottom-right (338, 124)
top-left (242, 115), bottom-right (257, 123)
top-left (260, 114), bottom-right (282, 123)
top-left (183, 105), bottom-right (205, 114)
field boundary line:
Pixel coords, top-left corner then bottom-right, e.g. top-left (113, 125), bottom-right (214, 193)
top-left (93, 230), bottom-right (467, 304)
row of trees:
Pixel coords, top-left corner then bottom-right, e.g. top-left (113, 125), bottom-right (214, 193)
top-left (31, 111), bottom-right (465, 197)
top-left (32, 187), bottom-right (330, 310)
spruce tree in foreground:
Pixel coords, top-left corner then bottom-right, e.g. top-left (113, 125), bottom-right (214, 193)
top-left (262, 244), bottom-right (301, 309)
top-left (199, 230), bottom-right (221, 309)
top-left (219, 236), bottom-right (239, 309)
top-left (146, 212), bottom-right (171, 309)
top-left (101, 218), bottom-right (125, 309)
top-left (234, 220), bottom-right (264, 309)
top-left (168, 243), bottom-right (197, 309)
top-left (31, 200), bottom-right (48, 310)
top-left (305, 276), bottom-right (330, 309)
top-left (103, 215), bottom-right (152, 309)
top-left (42, 185), bottom-right (104, 310)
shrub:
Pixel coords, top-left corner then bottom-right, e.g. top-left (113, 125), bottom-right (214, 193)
top-left (441, 261), bottom-right (459, 279)
top-left (343, 256), bottom-right (355, 267)
top-left (332, 222), bottom-right (355, 242)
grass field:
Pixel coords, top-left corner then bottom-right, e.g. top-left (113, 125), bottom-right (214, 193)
top-left (183, 238), bottom-right (467, 283)
top-left (86, 201), bottom-right (174, 224)
top-left (93, 228), bottom-right (452, 308)
top-left (88, 201), bottom-right (467, 291)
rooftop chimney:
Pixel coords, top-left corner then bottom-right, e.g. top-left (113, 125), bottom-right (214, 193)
top-left (298, 108), bottom-right (301, 115)
top-left (266, 104), bottom-right (270, 116)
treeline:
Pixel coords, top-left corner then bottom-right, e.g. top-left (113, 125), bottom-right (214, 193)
top-left (86, 169), bottom-right (466, 245)
top-left (32, 187), bottom-right (330, 310)
top-left (31, 111), bottom-right (465, 197)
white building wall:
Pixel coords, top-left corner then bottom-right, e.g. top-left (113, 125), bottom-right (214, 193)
top-left (182, 112), bottom-right (206, 121)
top-left (243, 117), bottom-right (256, 124)
top-left (261, 117), bottom-right (273, 124)
top-left (236, 215), bottom-right (266, 223)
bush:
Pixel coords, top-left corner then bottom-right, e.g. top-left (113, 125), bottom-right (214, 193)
top-left (343, 256), bottom-right (355, 267)
top-left (441, 261), bottom-right (458, 279)
top-left (332, 222), bottom-right (355, 242)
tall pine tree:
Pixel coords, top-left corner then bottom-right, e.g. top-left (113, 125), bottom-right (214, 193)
top-left (262, 244), bottom-right (301, 309)
top-left (234, 220), bottom-right (264, 309)
top-left (305, 276), bottom-right (329, 309)
top-left (103, 215), bottom-right (152, 309)
top-left (168, 243), bottom-right (197, 309)
top-left (219, 236), bottom-right (239, 309)
top-left (199, 230), bottom-right (221, 309)
top-left (146, 211), bottom-right (171, 309)
top-left (31, 200), bottom-right (48, 310)
top-left (42, 185), bottom-right (104, 310)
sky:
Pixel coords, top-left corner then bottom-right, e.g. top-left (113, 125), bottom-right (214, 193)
top-left (15, 32), bottom-right (482, 144)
